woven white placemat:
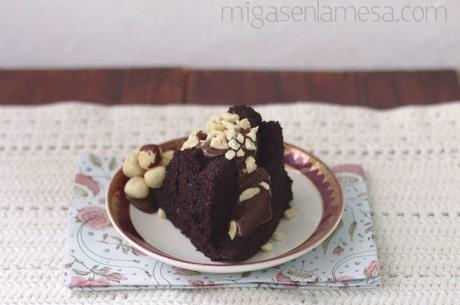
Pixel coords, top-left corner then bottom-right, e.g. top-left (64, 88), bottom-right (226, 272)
top-left (0, 101), bottom-right (459, 305)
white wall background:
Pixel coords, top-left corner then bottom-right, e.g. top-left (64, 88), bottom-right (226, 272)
top-left (0, 0), bottom-right (459, 70)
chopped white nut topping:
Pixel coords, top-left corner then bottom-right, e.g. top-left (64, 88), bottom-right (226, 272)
top-left (180, 111), bottom-right (259, 166)
top-left (228, 139), bottom-right (240, 150)
top-left (157, 208), bottom-right (167, 219)
top-left (272, 231), bottom-right (285, 241)
top-left (259, 181), bottom-right (270, 190)
top-left (222, 112), bottom-right (239, 123)
top-left (144, 166), bottom-right (166, 189)
top-left (283, 208), bottom-right (297, 220)
top-left (210, 134), bottom-right (228, 150)
top-left (239, 187), bottom-right (260, 202)
top-left (224, 129), bottom-right (236, 141)
top-left (206, 130), bottom-right (224, 140)
top-left (122, 154), bottom-right (145, 178)
top-left (237, 118), bottom-right (251, 130)
top-left (228, 220), bottom-right (237, 240)
top-left (245, 156), bottom-right (257, 174)
top-left (245, 138), bottom-right (257, 151)
top-left (208, 115), bottom-right (221, 123)
top-left (124, 177), bottom-right (149, 199)
top-left (247, 126), bottom-right (259, 142)
top-left (222, 120), bottom-right (237, 130)
top-left (181, 131), bottom-right (200, 151)
top-left (225, 150), bottom-right (236, 160)
top-left (260, 243), bottom-right (273, 252)
top-left (207, 121), bottom-right (225, 132)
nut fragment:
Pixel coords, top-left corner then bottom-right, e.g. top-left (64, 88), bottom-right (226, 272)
top-left (247, 126), bottom-right (258, 142)
top-left (144, 166), bottom-right (166, 188)
top-left (224, 129), bottom-right (236, 141)
top-left (122, 154), bottom-right (145, 178)
top-left (206, 130), bottom-right (224, 140)
top-left (210, 134), bottom-right (228, 150)
top-left (259, 181), bottom-right (270, 191)
top-left (124, 177), bottom-right (150, 199)
top-left (283, 208), bottom-right (297, 220)
top-left (157, 208), bottom-right (167, 219)
top-left (222, 120), bottom-right (237, 130)
top-left (237, 118), bottom-right (251, 130)
top-left (181, 131), bottom-right (200, 150)
top-left (236, 149), bottom-right (245, 157)
top-left (208, 115), bottom-right (221, 123)
top-left (272, 231), bottom-right (284, 241)
top-left (245, 156), bottom-right (257, 174)
top-left (245, 138), bottom-right (257, 151)
top-left (225, 150), bottom-right (236, 160)
top-left (239, 187), bottom-right (260, 202)
top-left (138, 144), bottom-right (162, 170)
top-left (160, 150), bottom-right (175, 166)
top-left (222, 112), bottom-right (239, 123)
top-left (236, 133), bottom-right (245, 143)
top-left (207, 121), bottom-right (225, 132)
top-left (228, 220), bottom-right (237, 240)
top-left (228, 139), bottom-right (240, 150)
top-left (260, 243), bottom-right (273, 252)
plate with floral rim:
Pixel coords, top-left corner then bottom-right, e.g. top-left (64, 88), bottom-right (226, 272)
top-left (106, 138), bottom-right (343, 273)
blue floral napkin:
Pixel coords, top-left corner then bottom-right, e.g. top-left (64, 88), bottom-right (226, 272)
top-left (65, 154), bottom-right (381, 290)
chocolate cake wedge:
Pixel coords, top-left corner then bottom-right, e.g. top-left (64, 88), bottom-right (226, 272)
top-left (157, 106), bottom-right (293, 261)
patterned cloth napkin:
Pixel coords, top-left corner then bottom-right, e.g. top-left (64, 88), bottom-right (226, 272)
top-left (65, 154), bottom-right (381, 290)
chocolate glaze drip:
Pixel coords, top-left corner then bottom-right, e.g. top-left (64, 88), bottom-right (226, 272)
top-left (233, 168), bottom-right (272, 237)
top-left (197, 127), bottom-right (272, 239)
top-left (200, 142), bottom-right (226, 158)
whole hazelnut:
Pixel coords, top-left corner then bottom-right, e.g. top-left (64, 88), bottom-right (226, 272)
top-left (122, 154), bottom-right (145, 178)
top-left (144, 166), bottom-right (166, 188)
top-left (138, 144), bottom-right (162, 170)
top-left (124, 177), bottom-right (150, 199)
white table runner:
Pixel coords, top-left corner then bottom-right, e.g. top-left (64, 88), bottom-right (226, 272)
top-left (0, 102), bottom-right (459, 304)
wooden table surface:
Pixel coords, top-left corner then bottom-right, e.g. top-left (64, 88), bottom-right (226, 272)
top-left (0, 69), bottom-right (458, 108)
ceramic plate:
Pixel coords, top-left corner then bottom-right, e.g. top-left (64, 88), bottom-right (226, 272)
top-left (106, 139), bottom-right (343, 273)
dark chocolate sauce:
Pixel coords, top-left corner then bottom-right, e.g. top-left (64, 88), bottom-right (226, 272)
top-left (197, 123), bottom-right (272, 238)
top-left (233, 168), bottom-right (272, 237)
top-left (239, 167), bottom-right (269, 190)
top-left (200, 142), bottom-right (226, 158)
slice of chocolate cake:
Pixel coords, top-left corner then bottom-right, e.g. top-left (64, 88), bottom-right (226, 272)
top-left (158, 106), bottom-right (293, 261)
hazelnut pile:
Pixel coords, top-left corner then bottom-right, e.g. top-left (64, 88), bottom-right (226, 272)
top-left (122, 144), bottom-right (174, 199)
top-left (181, 111), bottom-right (259, 174)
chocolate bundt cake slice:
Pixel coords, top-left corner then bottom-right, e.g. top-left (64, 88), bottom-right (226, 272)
top-left (158, 106), bottom-right (293, 261)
